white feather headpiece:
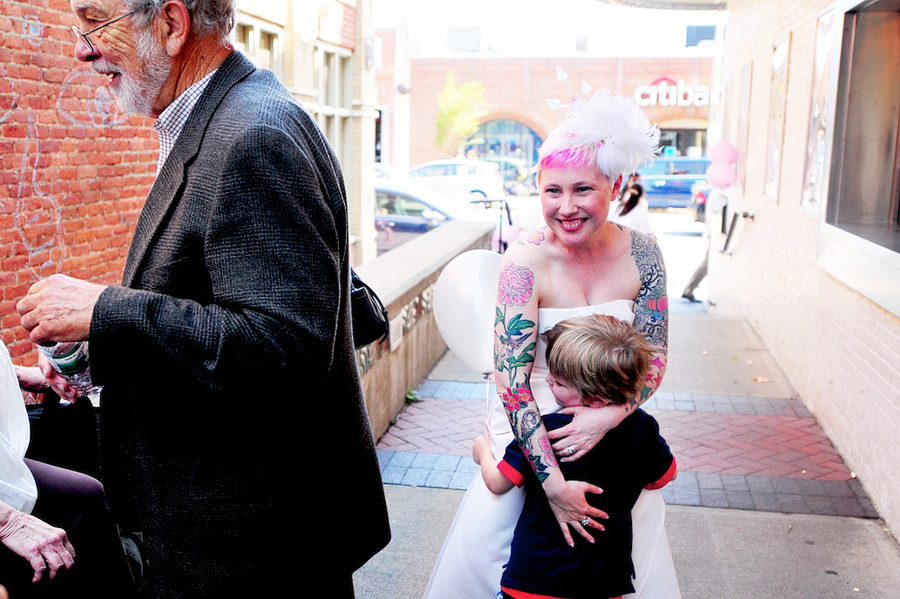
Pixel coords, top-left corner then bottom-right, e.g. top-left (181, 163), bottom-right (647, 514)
top-left (541, 68), bottom-right (660, 180)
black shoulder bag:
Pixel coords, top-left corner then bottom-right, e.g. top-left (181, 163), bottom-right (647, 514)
top-left (26, 391), bottom-right (101, 479)
top-left (350, 269), bottom-right (389, 348)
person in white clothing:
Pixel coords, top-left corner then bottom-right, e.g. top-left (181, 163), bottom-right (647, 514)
top-left (426, 89), bottom-right (680, 599)
top-left (0, 343), bottom-right (135, 597)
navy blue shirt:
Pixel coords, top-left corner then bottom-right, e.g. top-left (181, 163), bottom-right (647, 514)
top-left (499, 410), bottom-right (675, 599)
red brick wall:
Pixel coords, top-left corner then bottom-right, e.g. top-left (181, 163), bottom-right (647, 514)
top-left (0, 0), bottom-right (157, 362)
top-left (408, 54), bottom-right (713, 165)
top-left (319, 0), bottom-right (356, 50)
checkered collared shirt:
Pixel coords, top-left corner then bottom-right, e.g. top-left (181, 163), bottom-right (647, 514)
top-left (153, 69), bottom-right (217, 174)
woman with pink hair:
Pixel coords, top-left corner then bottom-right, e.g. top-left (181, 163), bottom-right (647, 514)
top-left (427, 89), bottom-right (679, 598)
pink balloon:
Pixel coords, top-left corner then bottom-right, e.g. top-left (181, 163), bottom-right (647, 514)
top-left (706, 161), bottom-right (736, 189)
top-left (710, 140), bottom-right (738, 165)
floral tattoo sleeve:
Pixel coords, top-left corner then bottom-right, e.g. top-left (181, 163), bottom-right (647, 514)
top-left (494, 261), bottom-right (556, 482)
top-left (495, 263), bottom-right (537, 383)
top-left (630, 231), bottom-right (669, 411)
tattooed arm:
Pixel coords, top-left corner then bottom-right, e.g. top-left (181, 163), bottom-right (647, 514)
top-left (630, 230), bottom-right (669, 408)
top-left (494, 251), bottom-right (606, 546)
top-left (548, 230), bottom-right (669, 462)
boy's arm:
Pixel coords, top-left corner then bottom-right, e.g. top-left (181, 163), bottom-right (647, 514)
top-left (644, 458), bottom-right (677, 490)
top-left (640, 414), bottom-right (678, 490)
top-left (472, 434), bottom-right (516, 495)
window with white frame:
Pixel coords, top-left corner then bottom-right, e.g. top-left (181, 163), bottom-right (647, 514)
top-left (233, 17), bottom-right (282, 77)
top-left (818, 0), bottom-right (900, 316)
top-left (311, 43), bottom-right (354, 163)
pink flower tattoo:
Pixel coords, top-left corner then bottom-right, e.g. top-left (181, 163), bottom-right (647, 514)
top-left (502, 384), bottom-right (533, 412)
top-left (539, 435), bottom-right (554, 456)
top-left (497, 262), bottom-right (534, 307)
top-left (494, 263), bottom-right (537, 382)
top-left (519, 229), bottom-right (546, 246)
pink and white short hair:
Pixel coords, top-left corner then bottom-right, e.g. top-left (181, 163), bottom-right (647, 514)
top-left (538, 89), bottom-right (660, 182)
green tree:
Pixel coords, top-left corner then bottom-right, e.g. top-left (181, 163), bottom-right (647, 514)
top-left (435, 70), bottom-right (488, 156)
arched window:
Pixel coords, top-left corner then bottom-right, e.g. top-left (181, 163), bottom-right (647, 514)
top-left (465, 119), bottom-right (541, 195)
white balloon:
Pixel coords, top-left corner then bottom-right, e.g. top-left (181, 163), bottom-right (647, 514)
top-left (433, 250), bottom-right (502, 374)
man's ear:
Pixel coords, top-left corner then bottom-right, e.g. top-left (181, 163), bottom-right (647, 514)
top-left (159, 0), bottom-right (191, 57)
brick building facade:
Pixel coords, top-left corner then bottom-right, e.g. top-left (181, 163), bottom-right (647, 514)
top-left (410, 54), bottom-right (713, 167)
top-left (1, 0), bottom-right (377, 365)
top-left (0, 0), bottom-right (156, 361)
top-left (375, 34), bottom-right (714, 169)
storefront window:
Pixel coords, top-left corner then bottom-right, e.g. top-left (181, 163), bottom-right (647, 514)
top-left (817, 0), bottom-right (900, 316)
top-left (659, 129), bottom-right (706, 157)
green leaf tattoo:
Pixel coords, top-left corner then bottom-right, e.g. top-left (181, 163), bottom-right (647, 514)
top-left (494, 262), bottom-right (536, 383)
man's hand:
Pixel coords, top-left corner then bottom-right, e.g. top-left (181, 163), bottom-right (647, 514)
top-left (16, 275), bottom-right (106, 345)
top-left (0, 503), bottom-right (76, 583)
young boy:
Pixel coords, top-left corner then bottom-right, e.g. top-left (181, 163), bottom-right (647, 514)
top-left (473, 314), bottom-right (677, 599)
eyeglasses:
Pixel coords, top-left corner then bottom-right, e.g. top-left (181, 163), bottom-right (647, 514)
top-left (71, 8), bottom-right (140, 53)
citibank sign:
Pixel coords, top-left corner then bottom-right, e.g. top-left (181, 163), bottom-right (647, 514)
top-left (634, 77), bottom-right (710, 108)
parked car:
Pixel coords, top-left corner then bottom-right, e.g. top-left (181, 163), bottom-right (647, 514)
top-left (637, 156), bottom-right (710, 209)
top-left (408, 158), bottom-right (506, 200)
top-left (374, 173), bottom-right (517, 254)
top-left (481, 155), bottom-right (536, 196)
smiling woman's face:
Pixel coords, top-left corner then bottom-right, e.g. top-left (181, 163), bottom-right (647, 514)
top-left (539, 165), bottom-right (618, 247)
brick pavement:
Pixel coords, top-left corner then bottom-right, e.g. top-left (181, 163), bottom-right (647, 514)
top-left (376, 382), bottom-right (877, 518)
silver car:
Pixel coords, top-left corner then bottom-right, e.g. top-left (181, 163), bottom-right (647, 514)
top-left (408, 158), bottom-right (506, 200)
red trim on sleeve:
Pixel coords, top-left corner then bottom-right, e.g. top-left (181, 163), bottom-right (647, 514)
top-left (501, 585), bottom-right (571, 599)
top-left (644, 457), bottom-right (677, 490)
top-left (498, 460), bottom-right (526, 487)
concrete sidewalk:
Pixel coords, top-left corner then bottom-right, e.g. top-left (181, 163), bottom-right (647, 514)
top-left (354, 301), bottom-right (900, 598)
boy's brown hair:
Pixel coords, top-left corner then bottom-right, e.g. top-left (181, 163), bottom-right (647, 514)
top-left (542, 314), bottom-right (651, 406)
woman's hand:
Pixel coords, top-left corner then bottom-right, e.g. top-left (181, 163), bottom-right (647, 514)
top-left (35, 353), bottom-right (78, 401)
top-left (548, 404), bottom-right (628, 462)
top-left (544, 475), bottom-right (607, 547)
top-left (14, 365), bottom-right (50, 394)
top-left (0, 504), bottom-right (76, 582)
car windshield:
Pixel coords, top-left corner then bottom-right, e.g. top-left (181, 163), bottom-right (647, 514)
top-left (639, 159), bottom-right (709, 176)
top-left (411, 163), bottom-right (467, 177)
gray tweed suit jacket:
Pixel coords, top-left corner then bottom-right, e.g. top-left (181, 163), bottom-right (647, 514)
top-left (89, 51), bottom-right (389, 596)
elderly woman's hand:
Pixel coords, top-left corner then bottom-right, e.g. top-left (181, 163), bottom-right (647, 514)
top-left (34, 353), bottom-right (78, 401)
top-left (14, 365), bottom-right (51, 394)
top-left (548, 404), bottom-right (628, 462)
top-left (0, 503), bottom-right (76, 582)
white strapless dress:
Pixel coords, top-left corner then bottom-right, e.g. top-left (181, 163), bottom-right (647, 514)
top-left (424, 301), bottom-right (681, 599)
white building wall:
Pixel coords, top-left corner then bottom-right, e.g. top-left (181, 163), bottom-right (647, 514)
top-left (710, 0), bottom-right (900, 535)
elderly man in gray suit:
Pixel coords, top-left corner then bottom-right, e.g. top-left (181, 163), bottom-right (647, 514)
top-left (16, 1), bottom-right (389, 596)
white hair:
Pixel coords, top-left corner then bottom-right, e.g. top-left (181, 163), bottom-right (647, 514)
top-left (127, 0), bottom-right (235, 46)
